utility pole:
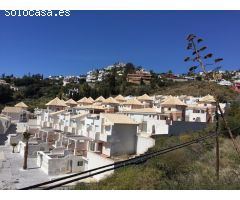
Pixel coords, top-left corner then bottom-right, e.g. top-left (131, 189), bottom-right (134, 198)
top-left (184, 34), bottom-right (240, 180)
top-left (185, 34), bottom-right (240, 157)
top-left (215, 105), bottom-right (220, 181)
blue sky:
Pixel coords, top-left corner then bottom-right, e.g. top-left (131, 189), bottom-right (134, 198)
top-left (0, 10), bottom-right (240, 77)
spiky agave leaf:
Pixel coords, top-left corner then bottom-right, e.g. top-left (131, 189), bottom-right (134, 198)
top-left (214, 58), bottom-right (223, 63)
top-left (187, 34), bottom-right (196, 41)
top-left (189, 66), bottom-right (198, 71)
top-left (198, 46), bottom-right (207, 52)
top-left (204, 53), bottom-right (213, 59)
top-left (187, 43), bottom-right (193, 50)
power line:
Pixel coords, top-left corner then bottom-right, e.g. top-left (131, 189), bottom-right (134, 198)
top-left (20, 126), bottom-right (240, 190)
top-left (43, 133), bottom-right (217, 190)
top-left (20, 132), bottom-right (216, 190)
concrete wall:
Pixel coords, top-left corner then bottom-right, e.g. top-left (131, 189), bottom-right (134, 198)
top-left (18, 141), bottom-right (49, 158)
top-left (169, 121), bottom-right (207, 136)
top-left (110, 124), bottom-right (137, 156)
top-left (0, 116), bottom-right (10, 134)
top-left (37, 152), bottom-right (86, 176)
top-left (136, 135), bottom-right (155, 155)
top-left (16, 123), bottom-right (28, 133)
top-left (87, 151), bottom-right (114, 181)
top-left (145, 119), bottom-right (168, 135)
top-left (185, 110), bottom-right (207, 122)
top-left (8, 133), bottom-right (22, 145)
top-left (2, 112), bottom-right (21, 121)
top-left (125, 113), bottom-right (168, 135)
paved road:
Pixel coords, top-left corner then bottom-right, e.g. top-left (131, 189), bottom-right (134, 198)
top-left (0, 145), bottom-right (50, 189)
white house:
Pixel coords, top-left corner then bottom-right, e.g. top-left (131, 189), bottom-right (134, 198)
top-left (121, 108), bottom-right (169, 135)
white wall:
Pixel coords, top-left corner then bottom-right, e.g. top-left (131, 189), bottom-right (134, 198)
top-left (18, 141), bottom-right (49, 157)
top-left (16, 122), bottom-right (28, 133)
top-left (145, 119), bottom-right (169, 135)
top-left (185, 109), bottom-right (207, 122)
top-left (126, 113), bottom-right (169, 135)
top-left (136, 135), bottom-right (155, 155)
top-left (0, 116), bottom-right (11, 134)
top-left (87, 151), bottom-right (114, 181)
top-left (37, 152), bottom-right (86, 176)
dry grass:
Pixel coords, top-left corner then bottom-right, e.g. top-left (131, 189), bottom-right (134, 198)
top-left (74, 135), bottom-right (240, 190)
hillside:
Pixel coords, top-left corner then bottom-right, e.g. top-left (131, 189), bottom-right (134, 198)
top-left (156, 81), bottom-right (238, 102)
top-left (72, 100), bottom-right (240, 190)
top-left (74, 132), bottom-right (240, 190)
top-left (0, 63), bottom-right (238, 112)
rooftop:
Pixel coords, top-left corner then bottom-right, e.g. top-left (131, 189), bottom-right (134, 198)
top-left (137, 94), bottom-right (152, 101)
top-left (46, 97), bottom-right (67, 107)
top-left (161, 96), bottom-right (187, 107)
top-left (102, 113), bottom-right (138, 125)
top-left (2, 107), bottom-right (25, 113)
top-left (102, 97), bottom-right (119, 104)
top-left (199, 94), bottom-right (216, 103)
top-left (15, 102), bottom-right (28, 108)
top-left (123, 98), bottom-right (143, 106)
top-left (65, 98), bottom-right (78, 106)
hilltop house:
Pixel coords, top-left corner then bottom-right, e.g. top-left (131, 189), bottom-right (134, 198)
top-left (77, 97), bottom-right (94, 106)
top-left (102, 97), bottom-right (120, 113)
top-left (2, 106), bottom-right (29, 122)
top-left (46, 97), bottom-right (67, 111)
top-left (160, 96), bottom-right (187, 121)
top-left (65, 99), bottom-right (78, 108)
top-left (127, 69), bottom-right (152, 85)
top-left (137, 94), bottom-right (153, 108)
top-left (120, 98), bottom-right (144, 111)
top-left (198, 94), bottom-right (216, 122)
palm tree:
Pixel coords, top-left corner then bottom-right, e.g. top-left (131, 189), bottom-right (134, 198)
top-left (22, 131), bottom-right (31, 170)
top-left (11, 143), bottom-right (18, 153)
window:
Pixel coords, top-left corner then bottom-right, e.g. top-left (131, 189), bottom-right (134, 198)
top-left (152, 125), bottom-right (156, 134)
top-left (89, 142), bottom-right (95, 151)
top-left (77, 161), bottom-right (83, 166)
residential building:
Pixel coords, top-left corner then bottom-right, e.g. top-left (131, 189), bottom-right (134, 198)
top-left (46, 97), bottom-right (67, 111)
top-left (65, 99), bottom-right (78, 108)
top-left (127, 69), bottom-right (152, 84)
top-left (120, 98), bottom-right (144, 112)
top-left (161, 96), bottom-right (187, 121)
top-left (137, 94), bottom-right (153, 108)
top-left (2, 107), bottom-right (29, 122)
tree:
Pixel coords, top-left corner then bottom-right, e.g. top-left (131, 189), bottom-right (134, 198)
top-left (23, 131), bottom-right (31, 170)
top-left (11, 143), bottom-right (18, 153)
top-left (0, 85), bottom-right (13, 104)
